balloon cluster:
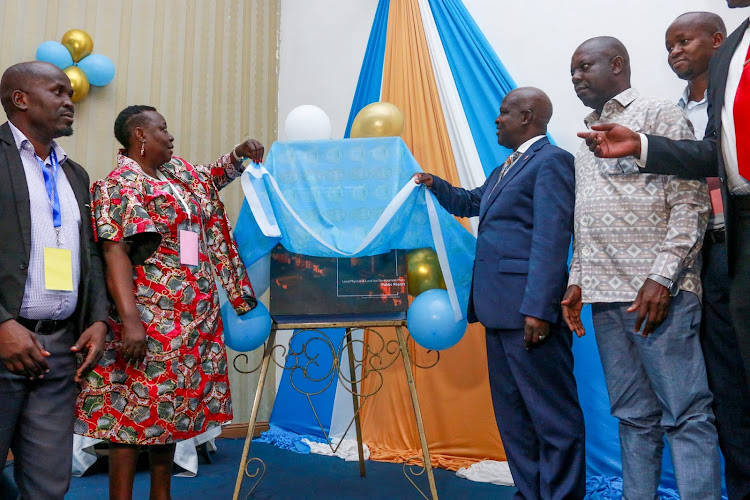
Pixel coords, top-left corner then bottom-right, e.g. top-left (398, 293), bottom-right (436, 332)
top-left (406, 249), bottom-right (466, 351)
top-left (282, 101), bottom-right (405, 141)
top-left (36, 29), bottom-right (115, 103)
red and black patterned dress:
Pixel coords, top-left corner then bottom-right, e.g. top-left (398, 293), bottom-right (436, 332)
top-left (75, 152), bottom-right (255, 444)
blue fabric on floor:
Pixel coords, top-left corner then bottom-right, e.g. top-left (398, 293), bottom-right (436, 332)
top-left (255, 424), bottom-right (327, 454)
top-left (585, 475), bottom-right (681, 500)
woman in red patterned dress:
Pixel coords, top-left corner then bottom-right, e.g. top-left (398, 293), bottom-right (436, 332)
top-left (75, 105), bottom-right (263, 499)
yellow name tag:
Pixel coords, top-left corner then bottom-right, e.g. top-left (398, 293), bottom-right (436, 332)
top-left (44, 247), bottom-right (73, 291)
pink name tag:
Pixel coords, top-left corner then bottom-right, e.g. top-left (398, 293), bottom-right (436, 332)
top-left (179, 229), bottom-right (199, 266)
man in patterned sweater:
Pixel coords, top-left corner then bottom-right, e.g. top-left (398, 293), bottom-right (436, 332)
top-left (561, 36), bottom-right (721, 499)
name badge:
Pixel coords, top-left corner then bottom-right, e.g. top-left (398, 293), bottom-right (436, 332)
top-left (44, 247), bottom-right (73, 291)
top-left (179, 229), bottom-right (199, 266)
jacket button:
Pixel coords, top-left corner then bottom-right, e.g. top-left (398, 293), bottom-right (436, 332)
top-left (19, 262), bottom-right (27, 270)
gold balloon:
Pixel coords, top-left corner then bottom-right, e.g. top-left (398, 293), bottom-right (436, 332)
top-left (61, 29), bottom-right (93, 63)
top-left (350, 102), bottom-right (404, 138)
top-left (406, 248), bottom-right (446, 297)
top-left (63, 66), bottom-right (89, 103)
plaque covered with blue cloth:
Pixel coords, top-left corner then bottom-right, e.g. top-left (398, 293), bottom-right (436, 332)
top-left (234, 137), bottom-right (477, 324)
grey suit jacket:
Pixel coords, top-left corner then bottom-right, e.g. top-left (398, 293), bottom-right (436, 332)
top-left (0, 121), bottom-right (108, 335)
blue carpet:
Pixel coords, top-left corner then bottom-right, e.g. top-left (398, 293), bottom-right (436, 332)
top-left (60, 439), bottom-right (517, 499)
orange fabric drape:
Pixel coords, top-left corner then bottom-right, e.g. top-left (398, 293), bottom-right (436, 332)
top-left (360, 0), bottom-right (505, 470)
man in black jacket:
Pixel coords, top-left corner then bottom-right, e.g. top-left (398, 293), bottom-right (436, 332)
top-left (0, 61), bottom-right (107, 500)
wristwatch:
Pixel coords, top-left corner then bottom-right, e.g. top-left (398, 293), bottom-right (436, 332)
top-left (647, 274), bottom-right (680, 297)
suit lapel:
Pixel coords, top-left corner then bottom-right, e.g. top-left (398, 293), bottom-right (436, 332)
top-left (0, 123), bottom-right (32, 257)
top-left (713, 19), bottom-right (748, 116)
top-left (480, 138), bottom-right (548, 222)
top-left (61, 160), bottom-right (89, 217)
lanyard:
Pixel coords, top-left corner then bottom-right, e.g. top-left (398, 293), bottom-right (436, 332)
top-left (36, 149), bottom-right (61, 228)
top-left (157, 170), bottom-right (196, 230)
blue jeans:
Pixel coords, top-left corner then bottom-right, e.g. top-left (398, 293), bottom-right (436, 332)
top-left (592, 292), bottom-right (721, 500)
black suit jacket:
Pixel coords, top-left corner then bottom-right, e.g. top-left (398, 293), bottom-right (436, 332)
top-left (645, 19), bottom-right (750, 276)
top-left (0, 122), bottom-right (107, 335)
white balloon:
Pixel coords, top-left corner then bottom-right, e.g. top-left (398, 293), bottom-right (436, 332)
top-left (284, 105), bottom-right (332, 141)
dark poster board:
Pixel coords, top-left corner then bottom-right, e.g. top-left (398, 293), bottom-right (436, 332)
top-left (269, 243), bottom-right (408, 323)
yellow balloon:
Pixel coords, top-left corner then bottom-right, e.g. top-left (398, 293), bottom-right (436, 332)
top-left (406, 248), bottom-right (446, 297)
top-left (63, 66), bottom-right (89, 103)
top-left (350, 102), bottom-right (404, 138)
top-left (61, 29), bottom-right (93, 63)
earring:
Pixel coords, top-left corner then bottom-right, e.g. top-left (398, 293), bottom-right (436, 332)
top-left (140, 140), bottom-right (146, 156)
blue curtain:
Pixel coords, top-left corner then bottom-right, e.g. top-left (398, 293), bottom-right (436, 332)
top-left (343, 0), bottom-right (389, 138)
top-left (427, 0), bottom-right (516, 176)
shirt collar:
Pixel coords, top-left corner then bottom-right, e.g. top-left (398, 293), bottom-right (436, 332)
top-left (515, 135), bottom-right (546, 154)
top-left (584, 88), bottom-right (640, 128)
top-left (677, 86), bottom-right (707, 109)
top-left (7, 121), bottom-right (68, 164)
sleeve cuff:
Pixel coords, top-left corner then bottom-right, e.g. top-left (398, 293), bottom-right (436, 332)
top-left (636, 134), bottom-right (648, 167)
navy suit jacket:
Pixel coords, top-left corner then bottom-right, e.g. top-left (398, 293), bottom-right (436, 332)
top-left (430, 137), bottom-right (575, 330)
top-left (646, 19), bottom-right (749, 276)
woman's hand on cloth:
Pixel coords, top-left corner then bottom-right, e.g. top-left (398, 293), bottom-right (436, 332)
top-left (120, 317), bottom-right (147, 367)
top-left (233, 139), bottom-right (265, 163)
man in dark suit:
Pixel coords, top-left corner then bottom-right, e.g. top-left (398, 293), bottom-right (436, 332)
top-left (665, 12), bottom-right (750, 499)
top-left (578, 0), bottom-right (750, 427)
top-left (0, 61), bottom-right (107, 499)
top-left (414, 87), bottom-right (585, 500)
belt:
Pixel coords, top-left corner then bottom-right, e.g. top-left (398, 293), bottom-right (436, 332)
top-left (16, 317), bottom-right (71, 335)
top-left (706, 227), bottom-right (726, 244)
top-left (733, 195), bottom-right (750, 211)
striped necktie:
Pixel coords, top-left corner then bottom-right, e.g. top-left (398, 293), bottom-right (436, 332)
top-left (488, 150), bottom-right (521, 198)
top-left (499, 150), bottom-right (522, 179)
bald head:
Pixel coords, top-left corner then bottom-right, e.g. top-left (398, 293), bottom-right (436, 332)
top-left (0, 61), bottom-right (74, 145)
top-left (571, 36), bottom-right (631, 112)
top-left (1, 61), bottom-right (67, 117)
top-left (495, 87), bottom-right (553, 150)
top-left (671, 11), bottom-right (726, 37)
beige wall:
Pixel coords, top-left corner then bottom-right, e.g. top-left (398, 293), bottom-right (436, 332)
top-left (0, 0), bottom-right (280, 422)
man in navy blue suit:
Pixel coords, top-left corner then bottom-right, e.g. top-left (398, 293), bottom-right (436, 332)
top-left (414, 87), bottom-right (585, 500)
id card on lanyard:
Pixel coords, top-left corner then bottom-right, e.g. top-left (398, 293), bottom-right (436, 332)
top-left (40, 149), bottom-right (74, 291)
top-left (157, 171), bottom-right (200, 266)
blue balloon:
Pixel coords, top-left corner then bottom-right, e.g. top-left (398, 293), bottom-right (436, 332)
top-left (77, 53), bottom-right (115, 86)
top-left (221, 300), bottom-right (272, 352)
top-left (407, 289), bottom-right (467, 351)
top-left (35, 41), bottom-right (73, 70)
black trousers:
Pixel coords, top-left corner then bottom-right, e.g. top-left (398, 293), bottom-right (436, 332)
top-left (708, 226), bottom-right (750, 500)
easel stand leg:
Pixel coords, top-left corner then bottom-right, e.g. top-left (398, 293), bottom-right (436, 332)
top-left (396, 326), bottom-right (439, 500)
top-left (345, 328), bottom-right (367, 477)
top-left (232, 330), bottom-right (277, 500)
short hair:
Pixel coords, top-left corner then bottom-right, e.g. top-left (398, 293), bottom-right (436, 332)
top-left (0, 61), bottom-right (58, 117)
top-left (113, 105), bottom-right (157, 149)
